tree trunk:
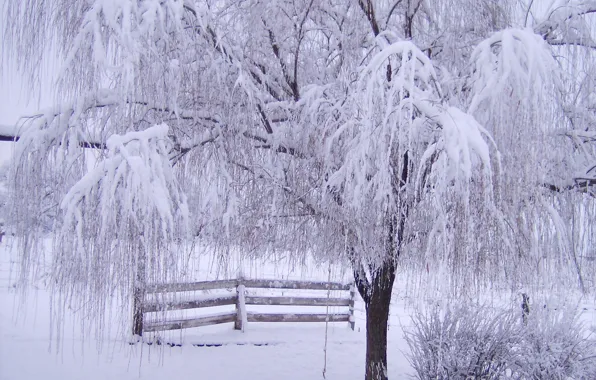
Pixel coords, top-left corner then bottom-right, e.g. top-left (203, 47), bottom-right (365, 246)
top-left (365, 283), bottom-right (392, 380)
top-left (355, 260), bottom-right (396, 380)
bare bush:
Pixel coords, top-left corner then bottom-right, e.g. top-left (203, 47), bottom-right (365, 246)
top-left (405, 303), bottom-right (596, 380)
top-left (404, 304), bottom-right (520, 379)
top-left (511, 308), bottom-right (596, 380)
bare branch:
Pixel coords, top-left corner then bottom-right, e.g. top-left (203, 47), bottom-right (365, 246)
top-left (357, 0), bottom-right (381, 36)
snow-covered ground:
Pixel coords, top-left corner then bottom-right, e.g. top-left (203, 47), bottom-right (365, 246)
top-left (0, 240), bottom-right (414, 380)
top-left (2, 238), bottom-right (596, 380)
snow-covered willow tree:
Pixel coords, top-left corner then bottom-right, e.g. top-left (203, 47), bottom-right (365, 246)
top-left (3, 1), bottom-right (596, 379)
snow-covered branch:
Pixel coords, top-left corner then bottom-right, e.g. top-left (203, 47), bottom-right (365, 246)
top-left (55, 123), bottom-right (189, 315)
top-left (469, 28), bottom-right (560, 114)
top-left (535, 1), bottom-right (596, 49)
top-left (61, 124), bottom-right (188, 241)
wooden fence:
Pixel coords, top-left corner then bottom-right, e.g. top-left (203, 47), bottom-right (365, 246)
top-left (133, 278), bottom-right (356, 336)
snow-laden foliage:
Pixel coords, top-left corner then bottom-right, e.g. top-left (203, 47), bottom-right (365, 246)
top-left (320, 39), bottom-right (495, 271)
top-left (469, 28), bottom-right (560, 114)
top-left (51, 124), bottom-right (188, 339)
top-left (4, 0), bottom-right (187, 96)
top-left (332, 40), bottom-right (492, 207)
top-left (405, 304), bottom-right (519, 379)
top-left (405, 303), bottom-right (596, 380)
top-left (535, 0), bottom-right (596, 48)
top-left (514, 307), bottom-right (596, 379)
top-left (61, 124), bottom-right (188, 243)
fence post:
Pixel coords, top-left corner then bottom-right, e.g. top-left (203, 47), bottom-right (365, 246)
top-left (132, 286), bottom-right (145, 337)
top-left (235, 279), bottom-right (247, 331)
top-left (132, 250), bottom-right (146, 338)
top-left (521, 293), bottom-right (530, 325)
top-left (348, 284), bottom-right (356, 331)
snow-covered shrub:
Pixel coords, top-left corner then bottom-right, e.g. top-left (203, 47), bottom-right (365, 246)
top-left (511, 308), bottom-right (596, 380)
top-left (405, 303), bottom-right (596, 380)
top-left (404, 304), bottom-right (521, 379)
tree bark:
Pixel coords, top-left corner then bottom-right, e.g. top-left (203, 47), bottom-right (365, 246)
top-left (356, 260), bottom-right (396, 380)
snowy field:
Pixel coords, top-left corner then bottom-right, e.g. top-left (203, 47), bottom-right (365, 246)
top-left (0, 239), bottom-right (414, 380)
top-left (1, 238), bottom-right (596, 380)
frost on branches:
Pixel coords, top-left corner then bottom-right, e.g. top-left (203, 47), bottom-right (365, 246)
top-left (59, 123), bottom-right (188, 289)
top-left (323, 39), bottom-right (495, 272)
top-left (56, 124), bottom-right (188, 340)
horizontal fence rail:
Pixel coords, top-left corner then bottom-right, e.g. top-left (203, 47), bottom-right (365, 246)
top-left (242, 279), bottom-right (351, 291)
top-left (146, 279), bottom-right (350, 293)
top-left (143, 295), bottom-right (237, 313)
top-left (133, 278), bottom-right (355, 336)
top-left (145, 312), bottom-right (237, 332)
top-left (146, 280), bottom-right (238, 293)
top-left (246, 312), bottom-right (351, 323)
top-left (245, 296), bottom-right (351, 307)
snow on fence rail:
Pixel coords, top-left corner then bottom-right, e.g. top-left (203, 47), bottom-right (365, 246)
top-left (133, 278), bottom-right (356, 335)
